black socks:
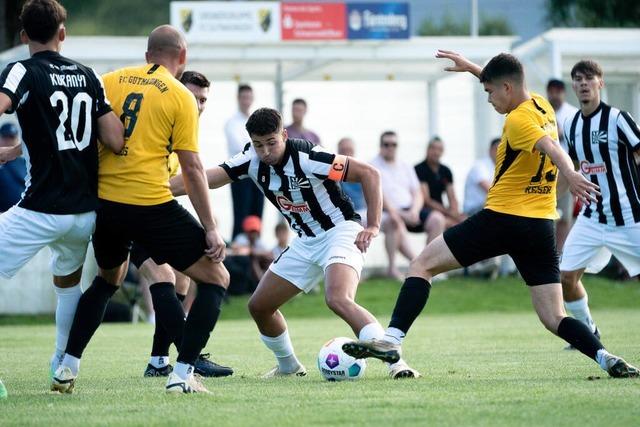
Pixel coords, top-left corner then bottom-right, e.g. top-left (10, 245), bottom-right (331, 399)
top-left (177, 283), bottom-right (226, 366)
top-left (389, 277), bottom-right (432, 334)
top-left (149, 282), bottom-right (186, 356)
top-left (557, 316), bottom-right (605, 360)
top-left (65, 276), bottom-right (118, 358)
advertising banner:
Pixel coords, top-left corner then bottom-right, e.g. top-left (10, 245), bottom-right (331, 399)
top-left (347, 2), bottom-right (410, 40)
top-left (281, 3), bottom-right (347, 40)
top-left (170, 1), bottom-right (281, 43)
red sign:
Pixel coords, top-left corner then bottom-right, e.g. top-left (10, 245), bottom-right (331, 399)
top-left (281, 3), bottom-right (346, 40)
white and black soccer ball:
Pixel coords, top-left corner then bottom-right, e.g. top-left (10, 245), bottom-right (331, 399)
top-left (317, 337), bottom-right (366, 381)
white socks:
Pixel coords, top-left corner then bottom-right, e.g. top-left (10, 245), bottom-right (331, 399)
top-left (596, 349), bottom-right (613, 371)
top-left (52, 284), bottom-right (82, 374)
top-left (383, 327), bottom-right (406, 346)
top-left (60, 354), bottom-right (81, 376)
top-left (565, 296), bottom-right (596, 333)
top-left (358, 322), bottom-right (385, 341)
top-left (150, 356), bottom-right (169, 369)
top-left (174, 362), bottom-right (194, 380)
top-left (261, 330), bottom-right (301, 373)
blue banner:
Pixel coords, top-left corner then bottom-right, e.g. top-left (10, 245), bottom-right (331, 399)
top-left (347, 2), bottom-right (410, 40)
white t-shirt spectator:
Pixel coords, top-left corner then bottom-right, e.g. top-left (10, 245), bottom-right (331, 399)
top-left (463, 157), bottom-right (495, 215)
top-left (555, 101), bottom-right (579, 150)
top-left (370, 154), bottom-right (420, 209)
top-left (224, 111), bottom-right (251, 157)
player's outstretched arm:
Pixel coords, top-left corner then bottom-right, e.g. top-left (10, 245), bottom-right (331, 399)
top-left (175, 149), bottom-right (226, 262)
top-left (343, 157), bottom-right (382, 253)
top-left (170, 166), bottom-right (232, 197)
top-left (435, 49), bottom-right (483, 78)
top-left (97, 112), bottom-right (125, 153)
top-left (535, 135), bottom-right (600, 204)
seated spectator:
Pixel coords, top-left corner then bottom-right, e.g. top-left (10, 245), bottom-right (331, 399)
top-left (337, 137), bottom-right (367, 222)
top-left (285, 98), bottom-right (321, 145)
top-left (463, 137), bottom-right (499, 215)
top-left (0, 123), bottom-right (26, 212)
top-left (231, 215), bottom-right (273, 284)
top-left (414, 136), bottom-right (465, 228)
top-left (272, 221), bottom-right (289, 259)
top-left (371, 131), bottom-right (445, 280)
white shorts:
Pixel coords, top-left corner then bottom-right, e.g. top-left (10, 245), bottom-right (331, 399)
top-left (560, 215), bottom-right (640, 276)
top-left (269, 220), bottom-right (365, 293)
top-left (0, 205), bottom-right (96, 278)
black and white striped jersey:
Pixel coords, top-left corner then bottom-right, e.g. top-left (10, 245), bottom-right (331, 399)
top-left (0, 51), bottom-right (111, 214)
top-left (221, 138), bottom-right (360, 238)
top-left (564, 102), bottom-right (640, 226)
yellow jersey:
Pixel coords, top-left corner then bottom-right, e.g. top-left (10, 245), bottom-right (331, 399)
top-left (99, 64), bottom-right (198, 205)
top-left (485, 93), bottom-right (559, 220)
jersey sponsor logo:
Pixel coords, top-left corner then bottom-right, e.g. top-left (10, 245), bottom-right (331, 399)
top-left (524, 185), bottom-right (552, 194)
top-left (287, 176), bottom-right (311, 189)
top-left (580, 160), bottom-right (607, 175)
top-left (276, 195), bottom-right (310, 213)
top-left (591, 130), bottom-right (608, 144)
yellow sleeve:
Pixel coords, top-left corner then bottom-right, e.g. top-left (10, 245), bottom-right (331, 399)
top-left (505, 110), bottom-right (547, 153)
top-left (171, 91), bottom-right (199, 152)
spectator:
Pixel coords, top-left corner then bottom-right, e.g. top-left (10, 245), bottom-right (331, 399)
top-left (371, 131), bottom-right (445, 279)
top-left (337, 137), bottom-right (366, 219)
top-left (231, 215), bottom-right (273, 284)
top-left (463, 137), bottom-right (500, 215)
top-left (285, 98), bottom-right (321, 145)
top-left (272, 221), bottom-right (289, 259)
top-left (547, 79), bottom-right (579, 252)
top-left (414, 136), bottom-right (465, 227)
top-left (0, 123), bottom-right (26, 212)
top-left (224, 84), bottom-right (264, 238)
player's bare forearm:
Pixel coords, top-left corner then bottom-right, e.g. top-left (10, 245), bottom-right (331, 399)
top-left (169, 174), bottom-right (186, 197)
top-left (176, 150), bottom-right (217, 231)
top-left (0, 92), bottom-right (12, 115)
top-left (205, 167), bottom-right (233, 189)
top-left (97, 112), bottom-right (125, 153)
top-left (435, 49), bottom-right (483, 78)
top-left (535, 136), bottom-right (575, 179)
top-left (344, 158), bottom-right (382, 230)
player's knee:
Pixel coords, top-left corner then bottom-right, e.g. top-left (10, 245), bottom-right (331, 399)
top-left (560, 270), bottom-right (580, 295)
top-left (247, 296), bottom-right (271, 320)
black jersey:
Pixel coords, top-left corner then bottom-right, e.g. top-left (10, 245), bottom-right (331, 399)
top-left (0, 51), bottom-right (112, 214)
top-left (222, 139), bottom-right (359, 238)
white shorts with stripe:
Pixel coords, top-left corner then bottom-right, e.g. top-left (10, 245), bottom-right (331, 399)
top-left (269, 220), bottom-right (365, 293)
top-left (0, 205), bottom-right (95, 278)
top-left (560, 215), bottom-right (640, 276)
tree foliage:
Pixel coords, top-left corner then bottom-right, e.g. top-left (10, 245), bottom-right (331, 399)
top-left (418, 13), bottom-right (513, 36)
top-left (546, 0), bottom-right (640, 27)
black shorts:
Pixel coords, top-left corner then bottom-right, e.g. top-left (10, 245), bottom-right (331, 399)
top-left (443, 209), bottom-right (559, 286)
top-left (130, 243), bottom-right (151, 269)
top-left (93, 199), bottom-right (207, 272)
top-left (404, 207), bottom-right (432, 233)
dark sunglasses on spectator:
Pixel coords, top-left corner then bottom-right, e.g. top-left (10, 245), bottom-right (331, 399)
top-left (382, 142), bottom-right (398, 148)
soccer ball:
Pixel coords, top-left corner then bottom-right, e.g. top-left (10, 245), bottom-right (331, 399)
top-left (317, 337), bottom-right (367, 381)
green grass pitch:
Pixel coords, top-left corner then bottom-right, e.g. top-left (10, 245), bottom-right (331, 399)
top-left (1, 277), bottom-right (639, 426)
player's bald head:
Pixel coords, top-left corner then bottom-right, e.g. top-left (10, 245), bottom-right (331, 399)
top-left (146, 25), bottom-right (186, 60)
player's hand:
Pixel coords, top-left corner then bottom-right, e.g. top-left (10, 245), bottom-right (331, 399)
top-left (568, 171), bottom-right (600, 204)
top-left (354, 226), bottom-right (379, 253)
top-left (435, 49), bottom-right (474, 73)
top-left (204, 229), bottom-right (226, 262)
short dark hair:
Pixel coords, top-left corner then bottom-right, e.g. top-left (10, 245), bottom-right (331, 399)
top-left (275, 221), bottom-right (288, 233)
top-left (479, 53), bottom-right (524, 85)
top-left (238, 84), bottom-right (252, 95)
top-left (180, 71), bottom-right (210, 88)
top-left (546, 79), bottom-right (565, 91)
top-left (380, 130), bottom-right (397, 145)
top-left (570, 60), bottom-right (603, 79)
top-left (20, 0), bottom-right (67, 44)
top-left (246, 108), bottom-right (283, 136)
top-left (292, 98), bottom-right (307, 108)
top-left (428, 136), bottom-right (443, 147)
top-left (490, 137), bottom-right (501, 148)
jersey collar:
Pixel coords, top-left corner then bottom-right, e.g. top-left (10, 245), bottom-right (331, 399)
top-left (581, 101), bottom-right (605, 120)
